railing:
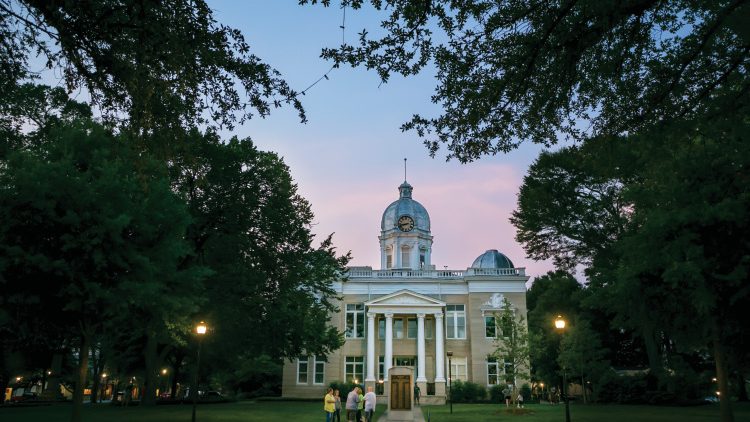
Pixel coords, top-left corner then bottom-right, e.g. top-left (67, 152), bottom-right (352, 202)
top-left (346, 267), bottom-right (525, 278)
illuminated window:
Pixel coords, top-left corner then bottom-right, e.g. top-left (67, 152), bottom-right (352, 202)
top-left (345, 356), bottom-right (364, 383)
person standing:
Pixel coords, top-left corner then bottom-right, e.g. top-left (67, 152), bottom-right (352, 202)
top-left (324, 388), bottom-right (336, 422)
top-left (334, 389), bottom-right (342, 422)
top-left (502, 385), bottom-right (511, 408)
top-left (357, 387), bottom-right (365, 422)
top-left (364, 386), bottom-right (377, 422)
top-left (346, 386), bottom-right (359, 422)
top-left (413, 384), bottom-right (421, 406)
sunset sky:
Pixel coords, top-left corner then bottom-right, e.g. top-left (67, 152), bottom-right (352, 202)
top-left (211, 2), bottom-right (556, 278)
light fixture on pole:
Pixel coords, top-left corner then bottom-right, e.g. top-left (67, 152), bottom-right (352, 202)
top-left (446, 351), bottom-right (453, 414)
top-left (192, 321), bottom-right (208, 422)
top-left (554, 315), bottom-right (571, 422)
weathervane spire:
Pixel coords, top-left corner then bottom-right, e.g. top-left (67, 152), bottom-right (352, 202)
top-left (404, 158), bottom-right (407, 182)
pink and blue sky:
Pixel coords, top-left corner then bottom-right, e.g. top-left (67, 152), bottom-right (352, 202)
top-left (215, 2), bottom-right (556, 277)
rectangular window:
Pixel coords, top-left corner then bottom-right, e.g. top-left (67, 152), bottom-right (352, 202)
top-left (487, 357), bottom-right (499, 386)
top-left (378, 318), bottom-right (385, 339)
top-left (401, 249), bottom-right (410, 268)
top-left (314, 356), bottom-right (325, 385)
top-left (394, 356), bottom-right (417, 367)
top-left (419, 253), bottom-right (425, 268)
top-left (449, 357), bottom-right (468, 381)
top-left (407, 318), bottom-right (417, 339)
top-left (446, 305), bottom-right (466, 339)
top-left (485, 315), bottom-right (497, 338)
top-left (346, 304), bottom-right (365, 338)
top-left (394, 319), bottom-right (404, 339)
top-left (378, 356), bottom-right (385, 380)
top-left (297, 357), bottom-right (309, 384)
top-left (426, 318), bottom-right (433, 339)
top-left (386, 254), bottom-right (392, 269)
top-left (501, 314), bottom-right (513, 338)
top-left (345, 356), bottom-right (364, 383)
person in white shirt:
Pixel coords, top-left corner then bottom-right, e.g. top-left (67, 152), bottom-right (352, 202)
top-left (363, 386), bottom-right (377, 422)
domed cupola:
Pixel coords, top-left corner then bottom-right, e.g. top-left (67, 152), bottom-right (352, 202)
top-left (380, 182), bottom-right (431, 232)
top-left (379, 180), bottom-right (433, 270)
top-left (471, 249), bottom-right (515, 269)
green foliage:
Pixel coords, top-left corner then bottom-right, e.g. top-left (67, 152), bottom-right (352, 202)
top-left (520, 383), bottom-right (531, 402)
top-left (306, 0), bottom-right (750, 161)
top-left (488, 384), bottom-right (504, 403)
top-left (491, 298), bottom-right (531, 386)
top-left (450, 380), bottom-right (487, 403)
top-left (1, 0), bottom-right (304, 133)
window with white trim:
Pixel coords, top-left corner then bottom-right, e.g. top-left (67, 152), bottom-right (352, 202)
top-left (446, 305), bottom-right (466, 339)
top-left (394, 318), bottom-right (404, 339)
top-left (485, 315), bottom-right (497, 338)
top-left (314, 356), bottom-right (325, 384)
top-left (346, 303), bottom-right (365, 338)
top-left (378, 318), bottom-right (385, 338)
top-left (401, 246), bottom-right (410, 268)
top-left (378, 356), bottom-right (385, 380)
top-left (345, 356), bottom-right (364, 383)
top-left (487, 357), bottom-right (500, 385)
top-left (386, 254), bottom-right (393, 269)
top-left (407, 318), bottom-right (417, 339)
top-left (297, 357), bottom-right (309, 384)
top-left (449, 357), bottom-right (468, 381)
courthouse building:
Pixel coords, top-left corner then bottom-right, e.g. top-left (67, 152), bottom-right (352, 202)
top-left (281, 180), bottom-right (529, 404)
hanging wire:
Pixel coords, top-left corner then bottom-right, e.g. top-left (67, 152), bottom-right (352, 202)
top-left (300, 2), bottom-right (347, 95)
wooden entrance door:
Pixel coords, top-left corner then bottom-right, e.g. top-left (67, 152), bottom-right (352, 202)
top-left (390, 375), bottom-right (411, 410)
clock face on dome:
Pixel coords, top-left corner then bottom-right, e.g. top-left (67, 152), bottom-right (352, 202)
top-left (397, 215), bottom-right (415, 232)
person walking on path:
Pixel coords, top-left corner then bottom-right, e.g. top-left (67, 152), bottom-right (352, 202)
top-left (346, 386), bottom-right (359, 422)
top-left (502, 385), bottom-right (511, 408)
top-left (413, 384), bottom-right (421, 406)
top-left (334, 389), bottom-right (342, 422)
top-left (324, 388), bottom-right (336, 422)
top-left (364, 386), bottom-right (377, 422)
top-left (357, 387), bottom-right (365, 422)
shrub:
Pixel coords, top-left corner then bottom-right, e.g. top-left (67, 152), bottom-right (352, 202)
top-left (450, 380), bottom-right (487, 403)
top-left (520, 383), bottom-right (532, 401)
top-left (328, 381), bottom-right (361, 397)
top-left (489, 385), bottom-right (505, 402)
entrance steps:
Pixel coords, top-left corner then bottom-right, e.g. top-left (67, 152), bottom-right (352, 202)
top-left (376, 405), bottom-right (426, 422)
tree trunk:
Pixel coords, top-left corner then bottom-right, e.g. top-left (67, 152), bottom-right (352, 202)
top-left (43, 352), bottom-right (63, 400)
top-left (90, 347), bottom-right (100, 404)
top-left (712, 321), bottom-right (734, 422)
top-left (737, 372), bottom-right (748, 402)
top-left (141, 333), bottom-right (159, 406)
top-left (171, 354), bottom-right (183, 399)
top-left (71, 332), bottom-right (91, 422)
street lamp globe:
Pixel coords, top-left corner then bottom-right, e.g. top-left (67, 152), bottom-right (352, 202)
top-left (554, 315), bottom-right (566, 330)
top-left (196, 321), bottom-right (207, 335)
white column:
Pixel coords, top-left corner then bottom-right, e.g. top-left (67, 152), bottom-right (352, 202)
top-left (384, 313), bottom-right (393, 381)
top-left (366, 312), bottom-right (376, 382)
top-left (434, 312), bottom-right (445, 382)
top-left (416, 313), bottom-right (427, 382)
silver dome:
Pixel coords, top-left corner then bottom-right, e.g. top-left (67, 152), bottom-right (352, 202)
top-left (380, 182), bottom-right (431, 232)
top-left (471, 250), bottom-right (515, 269)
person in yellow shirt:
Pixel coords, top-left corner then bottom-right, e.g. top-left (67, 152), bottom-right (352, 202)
top-left (324, 388), bottom-right (336, 422)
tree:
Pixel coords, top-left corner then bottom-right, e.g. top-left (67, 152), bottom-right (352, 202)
top-left (1, 0), bottom-right (304, 136)
top-left (305, 0), bottom-right (750, 161)
top-left (0, 121), bottom-right (202, 421)
top-left (169, 130), bottom-right (349, 390)
top-left (491, 298), bottom-right (531, 406)
top-left (556, 318), bottom-right (609, 403)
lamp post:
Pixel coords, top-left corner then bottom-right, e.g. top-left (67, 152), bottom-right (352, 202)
top-left (446, 351), bottom-right (453, 414)
top-left (554, 316), bottom-right (571, 422)
top-left (192, 321), bottom-right (207, 422)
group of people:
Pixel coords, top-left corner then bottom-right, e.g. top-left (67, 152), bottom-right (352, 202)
top-left (502, 385), bottom-right (524, 408)
top-left (324, 386), bottom-right (376, 422)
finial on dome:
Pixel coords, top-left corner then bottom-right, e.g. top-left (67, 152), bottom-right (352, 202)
top-left (404, 158), bottom-right (407, 182)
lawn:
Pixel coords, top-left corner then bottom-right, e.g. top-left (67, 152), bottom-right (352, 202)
top-left (1, 401), bottom-right (749, 422)
top-left (424, 402), bottom-right (750, 422)
top-left (0, 401), bottom-right (386, 422)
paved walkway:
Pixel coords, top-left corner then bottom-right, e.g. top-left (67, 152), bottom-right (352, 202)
top-left (376, 405), bottom-right (426, 422)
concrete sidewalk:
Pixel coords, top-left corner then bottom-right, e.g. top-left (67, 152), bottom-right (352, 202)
top-left (375, 405), bottom-right (427, 422)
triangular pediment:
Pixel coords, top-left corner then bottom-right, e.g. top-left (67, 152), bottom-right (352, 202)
top-left (365, 289), bottom-right (445, 307)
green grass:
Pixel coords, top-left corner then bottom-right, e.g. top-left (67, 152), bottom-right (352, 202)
top-left (422, 402), bottom-right (750, 422)
top-left (1, 401), bottom-right (749, 422)
top-left (0, 401), bottom-right (386, 422)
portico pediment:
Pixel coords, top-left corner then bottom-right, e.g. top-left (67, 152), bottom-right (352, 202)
top-left (365, 289), bottom-right (445, 312)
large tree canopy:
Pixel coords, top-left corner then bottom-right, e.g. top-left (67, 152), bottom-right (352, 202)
top-left (1, 0), bottom-right (304, 135)
top-left (307, 0), bottom-right (750, 161)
